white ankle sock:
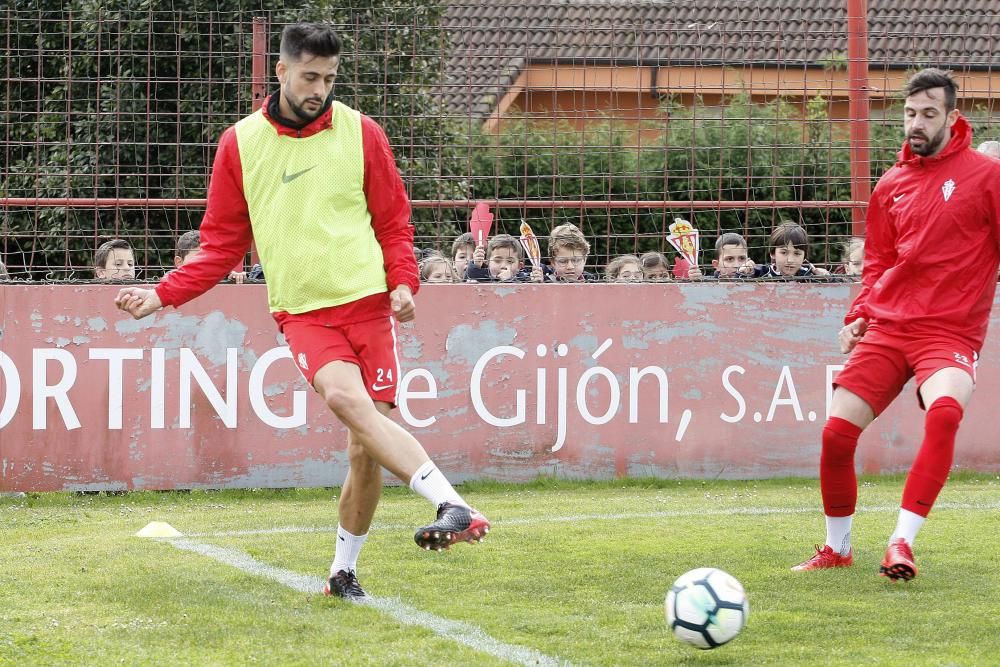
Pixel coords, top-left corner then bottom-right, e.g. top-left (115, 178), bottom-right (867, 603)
top-left (825, 515), bottom-right (853, 556)
top-left (330, 525), bottom-right (368, 576)
top-left (890, 509), bottom-right (925, 546)
top-left (409, 461), bottom-right (466, 508)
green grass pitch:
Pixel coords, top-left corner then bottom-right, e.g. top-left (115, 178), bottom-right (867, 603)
top-left (2, 475), bottom-right (998, 665)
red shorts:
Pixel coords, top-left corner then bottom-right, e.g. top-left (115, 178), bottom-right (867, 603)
top-left (834, 327), bottom-right (977, 415)
top-left (277, 312), bottom-right (401, 405)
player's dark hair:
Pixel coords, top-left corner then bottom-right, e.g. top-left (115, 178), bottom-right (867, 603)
top-left (94, 239), bottom-right (132, 268)
top-left (280, 23), bottom-right (341, 61)
top-left (905, 68), bottom-right (958, 111)
top-left (175, 230), bottom-right (200, 259)
top-left (769, 222), bottom-right (808, 253)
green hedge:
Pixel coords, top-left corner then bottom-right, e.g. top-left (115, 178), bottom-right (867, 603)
top-left (463, 94), bottom-right (910, 266)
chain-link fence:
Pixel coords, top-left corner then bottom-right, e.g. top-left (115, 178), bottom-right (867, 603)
top-left (2, 1), bottom-right (999, 280)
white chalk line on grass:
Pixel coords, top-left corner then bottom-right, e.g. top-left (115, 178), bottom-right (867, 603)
top-left (159, 500), bottom-right (1000, 663)
top-left (184, 500), bottom-right (1000, 539)
top-left (166, 538), bottom-right (572, 667)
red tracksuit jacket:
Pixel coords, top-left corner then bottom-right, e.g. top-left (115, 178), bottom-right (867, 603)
top-left (846, 116), bottom-right (1000, 350)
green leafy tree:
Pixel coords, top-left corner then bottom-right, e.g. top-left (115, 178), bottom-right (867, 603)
top-left (2, 1), bottom-right (260, 277)
top-left (2, 0), bottom-right (462, 278)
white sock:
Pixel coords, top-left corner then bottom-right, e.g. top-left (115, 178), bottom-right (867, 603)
top-left (825, 515), bottom-right (853, 556)
top-left (409, 461), bottom-right (466, 508)
top-left (330, 525), bottom-right (368, 576)
top-left (890, 509), bottom-right (926, 546)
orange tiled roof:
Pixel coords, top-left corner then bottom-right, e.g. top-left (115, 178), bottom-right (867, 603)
top-left (441, 0), bottom-right (1000, 118)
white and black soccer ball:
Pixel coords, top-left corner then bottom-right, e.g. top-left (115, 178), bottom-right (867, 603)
top-left (665, 567), bottom-right (748, 649)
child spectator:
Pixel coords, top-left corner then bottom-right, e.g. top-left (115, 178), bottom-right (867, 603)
top-left (688, 233), bottom-right (755, 279)
top-left (452, 232), bottom-right (476, 282)
top-left (639, 251), bottom-right (671, 281)
top-left (547, 223), bottom-right (595, 282)
top-left (174, 230), bottom-right (202, 267)
top-left (173, 230), bottom-right (247, 283)
top-left (605, 254), bottom-right (642, 282)
top-left (752, 222), bottom-right (830, 278)
top-left (465, 234), bottom-right (540, 282)
top-left (977, 140), bottom-right (1000, 158)
top-left (94, 239), bottom-right (136, 281)
top-left (420, 252), bottom-right (455, 283)
top-left (841, 237), bottom-right (865, 278)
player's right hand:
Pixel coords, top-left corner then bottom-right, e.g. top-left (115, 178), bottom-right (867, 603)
top-left (838, 317), bottom-right (867, 354)
top-left (389, 284), bottom-right (416, 322)
top-left (115, 287), bottom-right (163, 320)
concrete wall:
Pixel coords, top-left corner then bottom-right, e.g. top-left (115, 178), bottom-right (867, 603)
top-left (1, 282), bottom-right (998, 491)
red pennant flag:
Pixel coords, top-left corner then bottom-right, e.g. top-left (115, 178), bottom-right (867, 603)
top-left (469, 202), bottom-right (494, 246)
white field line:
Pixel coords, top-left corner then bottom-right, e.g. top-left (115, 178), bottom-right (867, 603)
top-left (183, 500), bottom-right (1000, 539)
top-left (166, 538), bottom-right (572, 667)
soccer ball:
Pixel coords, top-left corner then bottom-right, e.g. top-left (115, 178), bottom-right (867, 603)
top-left (665, 567), bottom-right (748, 649)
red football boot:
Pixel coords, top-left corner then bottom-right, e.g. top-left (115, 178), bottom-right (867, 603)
top-left (880, 538), bottom-right (918, 582)
top-left (791, 544), bottom-right (854, 571)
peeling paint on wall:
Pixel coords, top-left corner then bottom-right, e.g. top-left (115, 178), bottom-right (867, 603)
top-left (1, 283), bottom-right (999, 491)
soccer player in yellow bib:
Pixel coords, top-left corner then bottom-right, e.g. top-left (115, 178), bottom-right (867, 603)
top-left (115, 22), bottom-right (490, 601)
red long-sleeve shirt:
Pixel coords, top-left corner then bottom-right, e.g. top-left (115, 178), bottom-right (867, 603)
top-left (846, 116), bottom-right (1000, 349)
top-left (156, 96), bottom-right (419, 323)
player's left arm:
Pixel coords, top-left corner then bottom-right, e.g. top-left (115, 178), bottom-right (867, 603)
top-left (362, 115), bottom-right (420, 317)
top-left (845, 183), bottom-right (896, 325)
top-left (157, 127), bottom-right (254, 309)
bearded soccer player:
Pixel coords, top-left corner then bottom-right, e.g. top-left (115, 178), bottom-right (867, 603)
top-left (115, 23), bottom-right (490, 600)
top-left (792, 68), bottom-right (1000, 581)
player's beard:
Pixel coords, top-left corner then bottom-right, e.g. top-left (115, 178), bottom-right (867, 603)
top-left (283, 86), bottom-right (329, 124)
top-left (907, 125), bottom-right (948, 157)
